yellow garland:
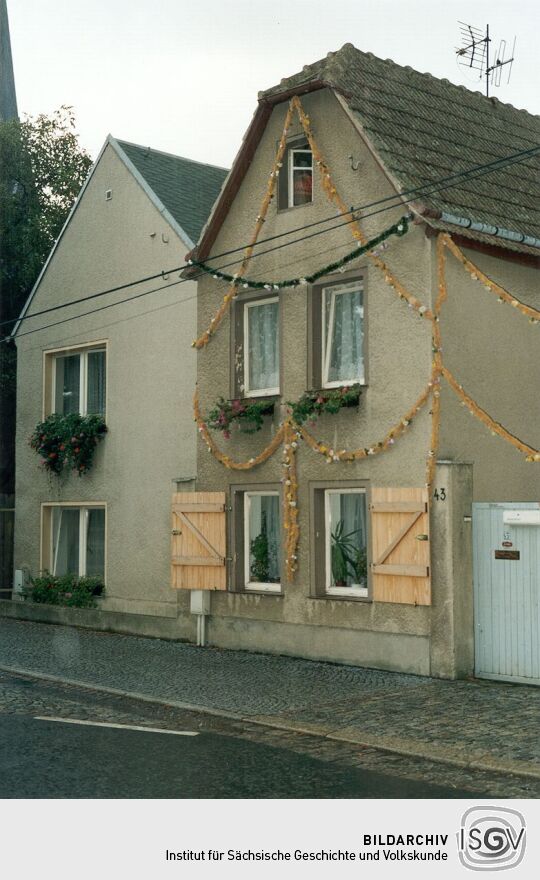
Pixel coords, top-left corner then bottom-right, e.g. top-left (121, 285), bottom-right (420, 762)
top-left (282, 422), bottom-right (300, 581)
top-left (442, 234), bottom-right (540, 323)
top-left (192, 101), bottom-right (295, 349)
top-left (441, 366), bottom-right (540, 461)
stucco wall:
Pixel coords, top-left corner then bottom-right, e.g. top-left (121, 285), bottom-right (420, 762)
top-left (195, 88), bottom-right (437, 673)
top-left (435, 243), bottom-right (540, 501)
top-left (14, 142), bottom-right (194, 625)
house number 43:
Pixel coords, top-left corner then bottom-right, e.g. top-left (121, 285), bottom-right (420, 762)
top-left (433, 488), bottom-right (447, 501)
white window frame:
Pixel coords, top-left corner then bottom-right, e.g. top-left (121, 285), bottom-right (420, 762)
top-left (50, 345), bottom-right (107, 417)
top-left (324, 488), bottom-right (368, 598)
top-left (243, 297), bottom-right (280, 398)
top-left (321, 281), bottom-right (365, 389)
top-left (42, 502), bottom-right (107, 579)
top-left (244, 491), bottom-right (281, 593)
top-left (288, 147), bottom-right (313, 208)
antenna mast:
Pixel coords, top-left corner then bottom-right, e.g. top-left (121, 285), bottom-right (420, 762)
top-left (456, 22), bottom-right (516, 97)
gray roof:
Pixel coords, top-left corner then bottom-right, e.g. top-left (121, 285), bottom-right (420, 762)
top-left (261, 44), bottom-right (540, 244)
top-left (0, 0), bottom-right (18, 121)
top-left (117, 140), bottom-right (228, 244)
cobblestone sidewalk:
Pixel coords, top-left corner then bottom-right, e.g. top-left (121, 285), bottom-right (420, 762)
top-left (0, 618), bottom-right (538, 780)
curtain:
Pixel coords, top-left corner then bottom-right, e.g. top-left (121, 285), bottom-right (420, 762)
top-left (248, 300), bottom-right (279, 392)
top-left (248, 494), bottom-right (281, 583)
top-left (52, 508), bottom-right (80, 575)
top-left (324, 286), bottom-right (364, 383)
top-left (55, 355), bottom-right (80, 414)
top-left (87, 351), bottom-right (106, 416)
top-left (86, 508), bottom-right (105, 578)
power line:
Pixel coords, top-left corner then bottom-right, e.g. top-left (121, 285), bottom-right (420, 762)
top-left (3, 143), bottom-right (539, 333)
top-left (5, 146), bottom-right (540, 345)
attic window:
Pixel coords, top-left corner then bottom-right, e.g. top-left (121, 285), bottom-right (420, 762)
top-left (278, 139), bottom-right (313, 209)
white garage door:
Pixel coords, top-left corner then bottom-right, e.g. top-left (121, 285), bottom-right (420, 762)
top-left (473, 502), bottom-right (540, 685)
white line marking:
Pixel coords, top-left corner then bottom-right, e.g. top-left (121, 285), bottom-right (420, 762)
top-left (34, 716), bottom-right (199, 736)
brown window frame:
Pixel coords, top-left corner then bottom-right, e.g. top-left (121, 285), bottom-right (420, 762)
top-left (229, 483), bottom-right (284, 596)
top-left (307, 268), bottom-right (368, 392)
top-left (310, 480), bottom-right (371, 601)
top-left (277, 136), bottom-right (313, 211)
top-left (230, 291), bottom-right (282, 401)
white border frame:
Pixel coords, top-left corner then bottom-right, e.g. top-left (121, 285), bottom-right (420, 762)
top-left (244, 491), bottom-right (281, 592)
top-left (42, 339), bottom-right (108, 421)
top-left (41, 502), bottom-right (107, 581)
top-left (324, 488), bottom-right (368, 598)
top-left (321, 280), bottom-right (365, 389)
top-left (51, 346), bottom-right (107, 418)
top-left (243, 297), bottom-right (280, 397)
top-left (288, 148), bottom-right (313, 209)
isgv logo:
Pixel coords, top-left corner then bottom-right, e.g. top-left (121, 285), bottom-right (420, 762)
top-left (457, 806), bottom-right (526, 871)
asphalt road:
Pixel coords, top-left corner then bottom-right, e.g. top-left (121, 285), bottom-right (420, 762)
top-left (1, 671), bottom-right (536, 799)
top-left (1, 713), bottom-right (484, 799)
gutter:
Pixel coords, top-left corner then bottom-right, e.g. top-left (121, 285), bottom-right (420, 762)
top-left (422, 208), bottom-right (540, 250)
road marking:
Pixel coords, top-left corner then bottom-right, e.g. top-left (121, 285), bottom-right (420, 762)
top-left (34, 716), bottom-right (199, 736)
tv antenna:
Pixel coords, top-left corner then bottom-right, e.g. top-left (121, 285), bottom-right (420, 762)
top-left (456, 22), bottom-right (516, 97)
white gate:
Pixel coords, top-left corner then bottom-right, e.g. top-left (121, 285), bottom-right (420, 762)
top-left (473, 503), bottom-right (540, 685)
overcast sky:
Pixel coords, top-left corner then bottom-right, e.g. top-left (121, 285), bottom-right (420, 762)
top-left (9, 0), bottom-right (540, 168)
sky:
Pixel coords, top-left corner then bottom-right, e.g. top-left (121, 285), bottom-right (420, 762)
top-left (8, 0), bottom-right (540, 168)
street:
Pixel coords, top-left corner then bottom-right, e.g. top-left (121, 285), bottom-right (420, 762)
top-left (1, 670), bottom-right (537, 799)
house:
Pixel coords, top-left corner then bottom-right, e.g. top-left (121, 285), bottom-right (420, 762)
top-left (8, 136), bottom-right (227, 636)
top-left (178, 44), bottom-right (540, 682)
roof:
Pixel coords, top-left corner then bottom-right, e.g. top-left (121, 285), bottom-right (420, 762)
top-left (12, 136), bottom-right (228, 336)
top-left (260, 44), bottom-right (540, 246)
top-left (194, 44), bottom-right (540, 261)
top-left (117, 140), bottom-right (228, 245)
top-left (0, 0), bottom-right (18, 121)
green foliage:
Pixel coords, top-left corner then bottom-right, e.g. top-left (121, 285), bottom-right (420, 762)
top-left (288, 385), bottom-right (361, 426)
top-left (330, 521), bottom-right (367, 586)
top-left (207, 397), bottom-right (275, 438)
top-left (0, 107), bottom-right (92, 336)
top-left (22, 573), bottom-right (105, 609)
top-left (29, 413), bottom-right (107, 476)
top-left (250, 529), bottom-right (270, 583)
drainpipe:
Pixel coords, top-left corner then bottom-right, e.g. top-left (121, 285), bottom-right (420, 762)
top-left (190, 590), bottom-right (211, 646)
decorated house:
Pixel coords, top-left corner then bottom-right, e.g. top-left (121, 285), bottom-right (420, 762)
top-left (8, 137), bottom-right (227, 631)
top-left (179, 44), bottom-right (540, 683)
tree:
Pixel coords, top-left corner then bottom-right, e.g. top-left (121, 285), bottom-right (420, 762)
top-left (0, 106), bottom-right (92, 493)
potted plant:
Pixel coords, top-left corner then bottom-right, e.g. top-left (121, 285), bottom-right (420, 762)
top-left (330, 520), bottom-right (357, 586)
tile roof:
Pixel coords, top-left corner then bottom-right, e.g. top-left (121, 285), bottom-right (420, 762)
top-left (117, 140), bottom-right (228, 244)
top-left (260, 44), bottom-right (540, 245)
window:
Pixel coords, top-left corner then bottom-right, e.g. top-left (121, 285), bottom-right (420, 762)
top-left (42, 505), bottom-right (106, 579)
top-left (308, 276), bottom-right (365, 390)
top-left (311, 484), bottom-right (369, 599)
top-left (277, 139), bottom-right (313, 209)
top-left (244, 492), bottom-right (281, 591)
top-left (322, 281), bottom-right (364, 387)
top-left (242, 297), bottom-right (280, 397)
top-left (47, 344), bottom-right (106, 417)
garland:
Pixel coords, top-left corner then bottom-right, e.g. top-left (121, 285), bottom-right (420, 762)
top-left (442, 234), bottom-right (540, 323)
top-left (191, 218), bottom-right (409, 290)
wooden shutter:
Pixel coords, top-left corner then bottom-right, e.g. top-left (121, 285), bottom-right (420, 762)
top-left (370, 488), bottom-right (430, 605)
top-left (171, 492), bottom-right (227, 591)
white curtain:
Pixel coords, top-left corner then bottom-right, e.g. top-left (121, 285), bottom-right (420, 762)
top-left (248, 494), bottom-right (281, 583)
top-left (55, 355), bottom-right (80, 414)
top-left (248, 300), bottom-right (279, 392)
top-left (52, 508), bottom-right (80, 575)
top-left (86, 508), bottom-right (105, 577)
top-left (87, 351), bottom-right (106, 416)
top-left (324, 286), bottom-right (363, 383)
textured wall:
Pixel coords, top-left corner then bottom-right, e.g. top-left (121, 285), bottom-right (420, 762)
top-left (14, 143), bottom-right (194, 621)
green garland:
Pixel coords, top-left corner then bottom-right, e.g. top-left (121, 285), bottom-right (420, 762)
top-left (190, 216), bottom-right (410, 290)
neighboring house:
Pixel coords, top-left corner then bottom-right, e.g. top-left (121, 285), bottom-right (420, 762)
top-left (180, 44), bottom-right (540, 683)
top-left (9, 136), bottom-right (227, 634)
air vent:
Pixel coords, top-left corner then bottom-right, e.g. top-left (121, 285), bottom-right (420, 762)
top-left (105, 189), bottom-right (113, 201)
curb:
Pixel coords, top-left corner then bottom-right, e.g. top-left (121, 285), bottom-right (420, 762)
top-left (2, 663), bottom-right (540, 782)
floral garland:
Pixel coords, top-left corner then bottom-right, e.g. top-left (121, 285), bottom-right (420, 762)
top-left (442, 233), bottom-right (540, 324)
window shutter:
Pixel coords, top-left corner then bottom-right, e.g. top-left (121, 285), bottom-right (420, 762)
top-left (171, 492), bottom-right (227, 591)
top-left (370, 488), bottom-right (430, 605)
